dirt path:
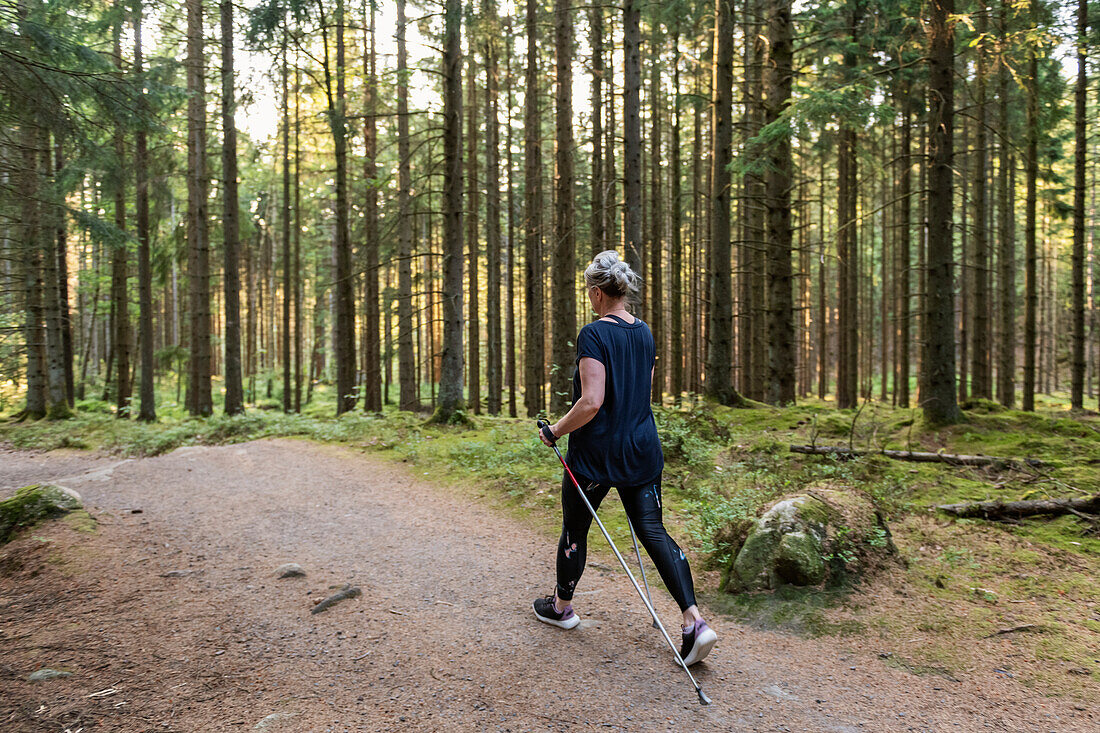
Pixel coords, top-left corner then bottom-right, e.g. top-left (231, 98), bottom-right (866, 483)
top-left (0, 440), bottom-right (1093, 732)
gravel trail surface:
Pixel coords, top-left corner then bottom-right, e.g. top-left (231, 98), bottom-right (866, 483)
top-left (0, 440), bottom-right (1092, 731)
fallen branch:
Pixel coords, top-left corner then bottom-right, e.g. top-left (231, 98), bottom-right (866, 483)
top-left (936, 494), bottom-right (1100, 520)
top-left (789, 444), bottom-right (1043, 468)
top-left (983, 624), bottom-right (1039, 638)
top-left (310, 584), bottom-right (362, 614)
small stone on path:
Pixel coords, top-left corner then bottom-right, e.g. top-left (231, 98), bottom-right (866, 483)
top-left (275, 563), bottom-right (305, 578)
top-left (255, 712), bottom-right (299, 729)
top-left (28, 668), bottom-right (71, 682)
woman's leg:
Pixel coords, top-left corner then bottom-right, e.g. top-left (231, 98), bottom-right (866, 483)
top-left (555, 472), bottom-right (611, 610)
top-left (619, 475), bottom-right (702, 626)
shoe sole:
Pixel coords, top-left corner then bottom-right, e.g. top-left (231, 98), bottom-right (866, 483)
top-left (683, 627), bottom-right (717, 666)
top-left (533, 608), bottom-right (581, 630)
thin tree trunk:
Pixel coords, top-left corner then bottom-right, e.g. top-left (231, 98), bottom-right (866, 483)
top-left (1070, 0), bottom-right (1087, 408)
top-left (396, 0), bottom-right (418, 411)
top-left (21, 116), bottom-right (46, 419)
top-left (112, 14), bottom-right (131, 418)
top-left (648, 19), bottom-right (663, 403)
top-left (970, 5), bottom-right (990, 400)
top-left (436, 0), bottom-right (465, 420)
top-left (41, 136), bottom-right (69, 419)
top-left (186, 0), bottom-right (212, 416)
top-left (1023, 5), bottom-right (1038, 412)
top-left (765, 0), bottom-right (794, 405)
top-left (135, 1), bottom-right (156, 420)
top-left (623, 0), bottom-right (643, 276)
top-left (362, 0), bottom-right (380, 412)
top-left (281, 32), bottom-right (291, 413)
top-left (505, 16), bottom-right (517, 418)
top-left (898, 82), bottom-right (912, 408)
top-left (523, 0), bottom-right (544, 417)
top-left (924, 0), bottom-right (961, 424)
top-left (221, 0), bottom-right (243, 416)
top-left (466, 33), bottom-right (481, 414)
top-left (706, 0), bottom-right (742, 405)
top-left (332, 0), bottom-right (356, 414)
top-left (590, 4), bottom-right (604, 259)
top-left (54, 141), bottom-right (74, 407)
top-left (484, 0), bottom-right (502, 416)
top-left (670, 25), bottom-right (683, 402)
top-left (294, 63), bottom-right (303, 412)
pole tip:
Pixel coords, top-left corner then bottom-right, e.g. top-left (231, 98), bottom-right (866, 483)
top-left (697, 688), bottom-right (712, 706)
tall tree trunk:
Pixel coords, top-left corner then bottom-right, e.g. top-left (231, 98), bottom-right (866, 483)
top-left (996, 41), bottom-right (1015, 407)
top-left (396, 0), bottom-right (418, 411)
top-left (112, 14), bottom-right (131, 418)
top-left (1023, 4), bottom-right (1038, 412)
top-left (187, 0), bottom-right (212, 416)
top-left (745, 0), bottom-right (767, 401)
top-left (970, 5), bottom-right (990, 400)
top-left (41, 136), bottom-right (69, 419)
top-left (484, 0), bottom-right (502, 416)
top-left (669, 25), bottom-right (683, 402)
top-left (896, 83), bottom-right (912, 407)
top-left (281, 32), bottom-right (291, 413)
top-left (590, 4), bottom-right (605, 259)
top-left (294, 63), bottom-right (303, 412)
top-left (135, 0), bottom-right (156, 421)
top-left (54, 141), bottom-right (74, 407)
top-left (648, 20), bottom-right (663, 403)
top-left (1070, 0), bottom-right (1087, 408)
top-left (765, 0), bottom-right (794, 405)
top-left (523, 0), bottom-right (544, 417)
top-left (221, 0), bottom-right (243, 416)
top-left (332, 0), bottom-right (356, 414)
top-left (21, 120), bottom-right (46, 419)
top-left (466, 31), bottom-right (481, 414)
top-left (623, 0), bottom-right (642, 276)
top-left (362, 0), bottom-right (380, 412)
top-left (706, 0), bottom-right (742, 405)
top-left (924, 0), bottom-right (961, 424)
top-left (550, 0), bottom-right (576, 415)
top-left (436, 0), bottom-right (465, 420)
top-left (505, 17), bottom-right (517, 418)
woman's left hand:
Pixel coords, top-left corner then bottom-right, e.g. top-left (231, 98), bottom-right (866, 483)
top-left (538, 424), bottom-right (557, 447)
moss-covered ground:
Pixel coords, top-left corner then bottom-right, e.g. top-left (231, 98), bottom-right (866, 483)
top-left (2, 383), bottom-right (1097, 699)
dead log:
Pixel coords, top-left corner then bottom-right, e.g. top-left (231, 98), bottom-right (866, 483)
top-left (936, 495), bottom-right (1100, 520)
top-left (789, 445), bottom-right (1043, 468)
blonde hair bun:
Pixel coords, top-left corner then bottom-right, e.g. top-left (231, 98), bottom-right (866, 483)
top-left (584, 250), bottom-right (641, 299)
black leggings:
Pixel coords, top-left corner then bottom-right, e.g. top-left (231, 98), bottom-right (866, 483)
top-left (555, 472), bottom-right (697, 612)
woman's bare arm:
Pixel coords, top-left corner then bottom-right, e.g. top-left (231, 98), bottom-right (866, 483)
top-left (538, 357), bottom-right (606, 445)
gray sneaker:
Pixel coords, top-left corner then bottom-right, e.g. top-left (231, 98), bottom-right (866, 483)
top-left (680, 618), bottom-right (717, 666)
top-left (533, 595), bottom-right (580, 629)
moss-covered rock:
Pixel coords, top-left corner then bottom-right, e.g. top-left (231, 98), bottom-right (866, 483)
top-left (0, 484), bottom-right (83, 544)
top-left (723, 484), bottom-right (894, 593)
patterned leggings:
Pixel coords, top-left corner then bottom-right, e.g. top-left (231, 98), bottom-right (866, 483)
top-left (555, 472), bottom-right (697, 612)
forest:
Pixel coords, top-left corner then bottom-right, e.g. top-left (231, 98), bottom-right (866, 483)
top-left (3, 1), bottom-right (1100, 725)
top-left (2, 0), bottom-right (1098, 424)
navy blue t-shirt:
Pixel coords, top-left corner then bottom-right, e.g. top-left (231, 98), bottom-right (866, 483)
top-left (565, 314), bottom-right (664, 487)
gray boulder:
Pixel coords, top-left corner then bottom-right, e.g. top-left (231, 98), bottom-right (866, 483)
top-left (725, 485), bottom-right (894, 593)
top-left (1, 485), bottom-right (83, 544)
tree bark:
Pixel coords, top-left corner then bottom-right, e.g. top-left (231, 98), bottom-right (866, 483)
top-left (669, 25), bottom-right (683, 402)
top-left (484, 0), bottom-right (502, 416)
top-left (648, 19), bottom-right (663, 403)
top-left (1070, 0), bottom-right (1087, 409)
top-left (706, 0), bottom-right (742, 406)
top-left (523, 0), bottom-right (544, 417)
top-left (970, 5), bottom-right (990, 400)
top-left (765, 0), bottom-right (794, 405)
top-left (41, 135), bottom-right (70, 419)
top-left (898, 80), bottom-right (912, 408)
top-left (623, 0), bottom-right (642, 277)
top-left (112, 14), bottom-right (131, 418)
top-left (281, 32), bottom-right (291, 413)
top-left (923, 0), bottom-right (960, 424)
top-left (396, 0), bottom-right (418, 411)
top-left (436, 0), bottom-right (466, 420)
top-left (186, 0), bottom-right (212, 416)
top-left (135, 0), bottom-right (156, 421)
top-left (938, 495), bottom-right (1099, 520)
top-left (332, 0), bottom-right (356, 414)
top-left (221, 0), bottom-right (243, 416)
top-left (1023, 3), bottom-right (1038, 412)
top-left (466, 30), bottom-right (481, 414)
top-left (590, 5), bottom-right (605, 259)
top-left (362, 0), bottom-right (381, 413)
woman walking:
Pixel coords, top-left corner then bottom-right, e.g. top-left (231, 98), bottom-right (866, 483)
top-left (533, 251), bottom-right (717, 667)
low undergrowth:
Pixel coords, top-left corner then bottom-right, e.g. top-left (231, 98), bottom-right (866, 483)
top-left (2, 391), bottom-right (1098, 699)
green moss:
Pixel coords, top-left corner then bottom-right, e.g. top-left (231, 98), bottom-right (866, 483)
top-left (0, 485), bottom-right (82, 543)
top-left (62, 509), bottom-right (97, 533)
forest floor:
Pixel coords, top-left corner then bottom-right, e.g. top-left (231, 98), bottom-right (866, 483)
top-left (0, 436), bottom-right (1097, 732)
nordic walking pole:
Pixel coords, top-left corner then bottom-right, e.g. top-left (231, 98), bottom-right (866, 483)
top-left (537, 421), bottom-right (712, 706)
top-left (627, 520), bottom-right (660, 629)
